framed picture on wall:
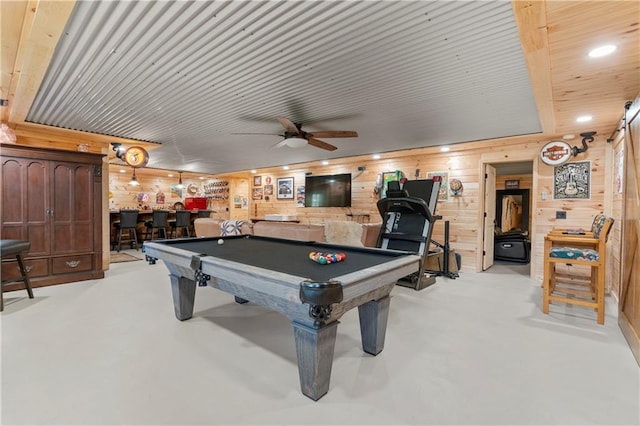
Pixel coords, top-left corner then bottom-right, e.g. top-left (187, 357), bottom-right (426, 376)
top-left (427, 171), bottom-right (449, 201)
top-left (381, 171), bottom-right (401, 198)
top-left (554, 161), bottom-right (590, 200)
top-left (253, 175), bottom-right (262, 187)
top-left (277, 177), bottom-right (294, 199)
top-left (296, 186), bottom-right (305, 207)
top-left (252, 187), bottom-right (263, 200)
top-left (170, 184), bottom-right (182, 199)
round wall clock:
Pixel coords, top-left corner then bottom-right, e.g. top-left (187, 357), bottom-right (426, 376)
top-left (124, 146), bottom-right (150, 168)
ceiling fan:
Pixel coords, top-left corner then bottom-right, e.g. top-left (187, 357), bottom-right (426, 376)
top-left (235, 117), bottom-right (358, 151)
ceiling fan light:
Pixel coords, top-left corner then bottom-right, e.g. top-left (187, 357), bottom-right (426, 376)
top-left (285, 137), bottom-right (308, 148)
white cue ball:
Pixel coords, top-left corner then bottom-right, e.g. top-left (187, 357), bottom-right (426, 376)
top-left (217, 239), bottom-right (224, 245)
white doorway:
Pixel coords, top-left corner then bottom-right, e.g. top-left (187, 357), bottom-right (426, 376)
top-left (479, 160), bottom-right (535, 275)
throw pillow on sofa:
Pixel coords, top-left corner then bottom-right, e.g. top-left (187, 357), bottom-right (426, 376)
top-left (324, 221), bottom-right (364, 247)
top-left (220, 220), bottom-right (247, 236)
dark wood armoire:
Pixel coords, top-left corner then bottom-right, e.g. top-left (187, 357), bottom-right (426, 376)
top-left (1, 144), bottom-right (104, 289)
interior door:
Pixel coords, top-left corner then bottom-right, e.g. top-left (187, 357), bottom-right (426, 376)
top-left (483, 164), bottom-right (497, 270)
top-left (619, 99), bottom-right (640, 365)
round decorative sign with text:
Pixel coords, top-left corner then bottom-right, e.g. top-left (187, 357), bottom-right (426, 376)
top-left (540, 140), bottom-right (572, 166)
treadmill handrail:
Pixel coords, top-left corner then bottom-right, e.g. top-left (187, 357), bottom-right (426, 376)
top-left (376, 196), bottom-right (433, 222)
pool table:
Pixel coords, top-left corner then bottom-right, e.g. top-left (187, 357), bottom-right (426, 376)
top-left (143, 235), bottom-right (420, 400)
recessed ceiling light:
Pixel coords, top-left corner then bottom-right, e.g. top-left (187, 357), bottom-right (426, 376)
top-left (440, 146), bottom-right (450, 152)
top-left (322, 160), bottom-right (329, 166)
top-left (199, 176), bottom-right (205, 180)
top-left (251, 170), bottom-right (257, 174)
top-left (283, 166), bottom-right (289, 170)
top-left (168, 173), bottom-right (174, 177)
top-left (562, 134), bottom-right (575, 140)
top-left (119, 169), bottom-right (126, 173)
top-left (576, 115), bottom-right (592, 123)
top-left (372, 154), bottom-right (381, 160)
top-left (588, 44), bottom-right (617, 58)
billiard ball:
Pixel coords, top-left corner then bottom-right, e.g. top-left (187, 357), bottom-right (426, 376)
top-left (217, 239), bottom-right (224, 245)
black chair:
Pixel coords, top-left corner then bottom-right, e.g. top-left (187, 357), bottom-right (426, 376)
top-left (190, 210), bottom-right (212, 235)
top-left (113, 209), bottom-right (139, 252)
top-left (145, 210), bottom-right (169, 240)
top-left (169, 210), bottom-right (191, 238)
top-left (1, 240), bottom-right (34, 311)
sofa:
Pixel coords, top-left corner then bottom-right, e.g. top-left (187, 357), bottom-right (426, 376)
top-left (193, 218), bottom-right (382, 248)
top-left (193, 218), bottom-right (254, 238)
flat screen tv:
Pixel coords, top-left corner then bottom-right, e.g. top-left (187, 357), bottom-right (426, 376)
top-left (304, 173), bottom-right (352, 207)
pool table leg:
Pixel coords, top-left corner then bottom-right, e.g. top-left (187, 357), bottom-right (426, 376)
top-left (169, 274), bottom-right (196, 321)
top-left (292, 320), bottom-right (339, 401)
top-left (358, 296), bottom-right (391, 355)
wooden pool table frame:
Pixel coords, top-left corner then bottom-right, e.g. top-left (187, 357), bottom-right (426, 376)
top-left (143, 236), bottom-right (420, 400)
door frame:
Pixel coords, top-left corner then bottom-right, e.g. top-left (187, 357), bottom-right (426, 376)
top-left (477, 156), bottom-right (538, 277)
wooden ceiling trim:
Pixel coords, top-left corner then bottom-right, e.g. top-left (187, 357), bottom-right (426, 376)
top-left (14, 121), bottom-right (160, 154)
top-left (9, 0), bottom-right (75, 124)
top-left (0, 1), bottom-right (34, 122)
top-left (512, 0), bottom-right (555, 135)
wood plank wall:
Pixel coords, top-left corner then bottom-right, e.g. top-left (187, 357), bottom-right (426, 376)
top-left (11, 129), bottom-right (619, 295)
top-left (107, 165), bottom-right (229, 216)
top-left (243, 133), bottom-right (614, 286)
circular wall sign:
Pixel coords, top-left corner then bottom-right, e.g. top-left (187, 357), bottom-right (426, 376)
top-left (449, 178), bottom-right (463, 196)
top-left (124, 146), bottom-right (150, 168)
top-left (540, 140), bottom-right (572, 166)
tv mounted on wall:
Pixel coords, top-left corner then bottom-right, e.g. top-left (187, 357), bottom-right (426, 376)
top-left (304, 173), bottom-right (352, 207)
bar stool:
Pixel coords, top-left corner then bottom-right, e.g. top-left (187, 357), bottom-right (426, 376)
top-left (1, 240), bottom-right (34, 311)
top-left (169, 210), bottom-right (192, 238)
top-left (144, 210), bottom-right (169, 240)
top-left (113, 209), bottom-right (139, 252)
top-left (543, 216), bottom-right (614, 324)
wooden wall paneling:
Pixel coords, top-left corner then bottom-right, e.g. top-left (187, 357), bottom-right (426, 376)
top-left (103, 132), bottom-right (617, 280)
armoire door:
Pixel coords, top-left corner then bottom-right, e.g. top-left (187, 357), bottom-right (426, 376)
top-left (0, 156), bottom-right (50, 256)
top-left (51, 161), bottom-right (95, 254)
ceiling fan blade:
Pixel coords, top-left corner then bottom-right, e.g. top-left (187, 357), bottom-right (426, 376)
top-left (272, 139), bottom-right (288, 149)
top-left (307, 130), bottom-right (358, 138)
top-left (307, 137), bottom-right (337, 151)
top-left (277, 117), bottom-right (300, 134)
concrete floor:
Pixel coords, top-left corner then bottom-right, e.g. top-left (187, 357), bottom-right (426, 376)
top-left (2, 254), bottom-right (638, 425)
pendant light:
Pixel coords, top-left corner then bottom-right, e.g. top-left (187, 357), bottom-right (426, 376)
top-left (129, 168), bottom-right (140, 186)
top-left (176, 171), bottom-right (184, 189)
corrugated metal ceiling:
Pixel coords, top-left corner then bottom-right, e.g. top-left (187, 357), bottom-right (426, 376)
top-left (27, 0), bottom-right (540, 174)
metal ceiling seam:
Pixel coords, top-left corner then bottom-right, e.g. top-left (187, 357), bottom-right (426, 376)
top-left (170, 31), bottom-right (523, 129)
top-left (31, 0), bottom-right (516, 137)
top-left (79, 1), bottom-right (328, 123)
top-left (33, 1), bottom-right (158, 124)
top-left (59, 1), bottom-right (224, 127)
top-left (105, 2), bottom-right (412, 123)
